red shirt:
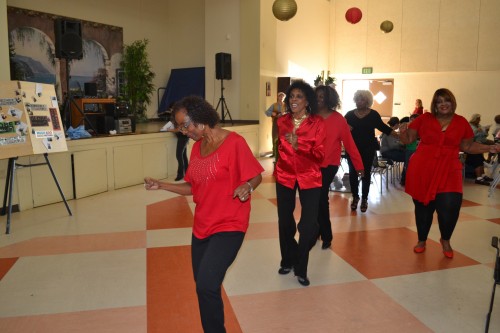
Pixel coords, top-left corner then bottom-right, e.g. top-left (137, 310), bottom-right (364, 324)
top-left (275, 113), bottom-right (325, 189)
top-left (185, 132), bottom-right (264, 239)
top-left (321, 111), bottom-right (363, 170)
top-left (405, 113), bottom-right (473, 204)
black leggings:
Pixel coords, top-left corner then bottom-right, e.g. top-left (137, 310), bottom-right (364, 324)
top-left (191, 231), bottom-right (245, 333)
top-left (318, 165), bottom-right (339, 242)
top-left (346, 149), bottom-right (376, 199)
top-left (413, 192), bottom-right (462, 241)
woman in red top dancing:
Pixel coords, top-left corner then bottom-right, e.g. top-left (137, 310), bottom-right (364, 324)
top-left (315, 85), bottom-right (364, 250)
top-left (275, 80), bottom-right (325, 286)
top-left (399, 88), bottom-right (500, 258)
top-left (144, 96), bottom-right (263, 333)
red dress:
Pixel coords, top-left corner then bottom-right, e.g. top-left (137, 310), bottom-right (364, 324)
top-left (185, 132), bottom-right (264, 239)
top-left (405, 113), bottom-right (473, 205)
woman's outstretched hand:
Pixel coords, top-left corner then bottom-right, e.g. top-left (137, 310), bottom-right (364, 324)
top-left (144, 177), bottom-right (160, 190)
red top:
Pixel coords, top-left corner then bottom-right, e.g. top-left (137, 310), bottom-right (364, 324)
top-left (405, 113), bottom-right (473, 205)
top-left (185, 132), bottom-right (264, 239)
top-left (321, 111), bottom-right (363, 170)
top-left (412, 107), bottom-right (424, 115)
top-left (275, 113), bottom-right (325, 189)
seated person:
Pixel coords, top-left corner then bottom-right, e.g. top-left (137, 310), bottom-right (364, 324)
top-left (380, 117), bottom-right (405, 163)
top-left (466, 114), bottom-right (492, 185)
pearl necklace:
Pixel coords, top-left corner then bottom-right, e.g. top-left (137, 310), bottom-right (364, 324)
top-left (293, 113), bottom-right (307, 129)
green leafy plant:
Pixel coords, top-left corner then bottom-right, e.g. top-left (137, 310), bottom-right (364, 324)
top-left (325, 76), bottom-right (335, 85)
top-left (120, 39), bottom-right (155, 121)
top-left (314, 75), bottom-right (323, 87)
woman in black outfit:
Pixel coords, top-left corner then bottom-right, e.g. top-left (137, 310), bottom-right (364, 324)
top-left (344, 90), bottom-right (395, 212)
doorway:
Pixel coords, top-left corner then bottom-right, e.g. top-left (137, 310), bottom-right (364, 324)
top-left (342, 79), bottom-right (394, 117)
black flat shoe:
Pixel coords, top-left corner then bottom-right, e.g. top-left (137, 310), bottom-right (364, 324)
top-left (278, 267), bottom-right (292, 275)
top-left (175, 176), bottom-right (183, 181)
top-left (360, 199), bottom-right (368, 213)
top-left (321, 241), bottom-right (331, 250)
top-left (350, 197), bottom-right (360, 210)
top-left (297, 276), bottom-right (310, 286)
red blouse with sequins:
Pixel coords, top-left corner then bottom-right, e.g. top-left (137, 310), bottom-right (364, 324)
top-left (185, 132), bottom-right (264, 239)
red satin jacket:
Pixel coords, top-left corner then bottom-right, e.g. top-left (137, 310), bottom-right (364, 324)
top-left (275, 113), bottom-right (325, 189)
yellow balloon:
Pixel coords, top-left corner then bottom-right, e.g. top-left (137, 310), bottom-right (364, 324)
top-left (380, 20), bottom-right (394, 33)
top-left (272, 0), bottom-right (298, 21)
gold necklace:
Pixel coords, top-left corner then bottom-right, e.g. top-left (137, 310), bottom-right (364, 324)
top-left (293, 113), bottom-right (307, 129)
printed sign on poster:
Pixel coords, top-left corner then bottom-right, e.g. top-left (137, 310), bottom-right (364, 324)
top-left (0, 81), bottom-right (67, 160)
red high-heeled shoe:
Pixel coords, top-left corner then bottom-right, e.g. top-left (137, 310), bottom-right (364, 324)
top-left (413, 242), bottom-right (426, 253)
top-left (440, 238), bottom-right (454, 258)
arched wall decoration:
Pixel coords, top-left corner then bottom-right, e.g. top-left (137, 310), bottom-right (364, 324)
top-left (380, 20), bottom-right (394, 33)
top-left (345, 7), bottom-right (362, 24)
top-left (272, 0), bottom-right (298, 22)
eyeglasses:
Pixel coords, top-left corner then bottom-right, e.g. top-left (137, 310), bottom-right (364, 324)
top-left (177, 118), bottom-right (192, 132)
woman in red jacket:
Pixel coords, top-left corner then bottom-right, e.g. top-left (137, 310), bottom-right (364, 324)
top-left (315, 85), bottom-right (364, 250)
top-left (275, 80), bottom-right (325, 287)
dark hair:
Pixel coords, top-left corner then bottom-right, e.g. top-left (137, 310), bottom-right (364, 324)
top-left (315, 85), bottom-right (341, 111)
top-left (387, 116), bottom-right (399, 127)
top-left (172, 95), bottom-right (220, 128)
top-left (494, 115), bottom-right (500, 124)
top-left (284, 79), bottom-right (318, 115)
top-left (430, 88), bottom-right (457, 115)
top-left (400, 116), bottom-right (410, 124)
top-left (410, 114), bottom-right (419, 121)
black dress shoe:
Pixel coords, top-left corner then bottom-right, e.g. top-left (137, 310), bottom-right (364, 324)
top-left (278, 267), bottom-right (292, 275)
top-left (296, 276), bottom-right (310, 286)
top-left (321, 241), bottom-right (332, 250)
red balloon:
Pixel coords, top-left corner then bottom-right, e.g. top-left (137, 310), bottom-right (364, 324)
top-left (345, 7), bottom-right (362, 24)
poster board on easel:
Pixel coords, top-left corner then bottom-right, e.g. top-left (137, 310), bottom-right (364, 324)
top-left (0, 81), bottom-right (67, 159)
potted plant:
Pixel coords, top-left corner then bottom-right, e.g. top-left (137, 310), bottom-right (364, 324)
top-left (325, 75), bottom-right (336, 88)
top-left (120, 39), bottom-right (155, 123)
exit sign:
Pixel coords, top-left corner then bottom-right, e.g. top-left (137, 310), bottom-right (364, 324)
top-left (362, 67), bottom-right (373, 74)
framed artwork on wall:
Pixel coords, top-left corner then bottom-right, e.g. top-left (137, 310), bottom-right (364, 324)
top-left (7, 7), bottom-right (124, 103)
top-left (266, 81), bottom-right (271, 96)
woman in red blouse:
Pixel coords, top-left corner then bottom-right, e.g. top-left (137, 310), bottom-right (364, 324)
top-left (315, 85), bottom-right (364, 250)
top-left (275, 80), bottom-right (325, 286)
top-left (144, 96), bottom-right (263, 332)
top-left (400, 89), bottom-right (500, 258)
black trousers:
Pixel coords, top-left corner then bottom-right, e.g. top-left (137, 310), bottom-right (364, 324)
top-left (318, 165), bottom-right (339, 243)
top-left (413, 192), bottom-right (462, 241)
top-left (176, 132), bottom-right (189, 178)
top-left (276, 182), bottom-right (320, 278)
top-left (346, 148), bottom-right (376, 199)
top-left (191, 232), bottom-right (245, 333)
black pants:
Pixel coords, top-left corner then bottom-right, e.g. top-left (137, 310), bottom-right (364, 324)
top-left (191, 232), bottom-right (245, 333)
top-left (276, 182), bottom-right (320, 278)
top-left (346, 149), bottom-right (376, 199)
top-left (318, 165), bottom-right (339, 243)
top-left (413, 192), bottom-right (462, 241)
top-left (176, 132), bottom-right (189, 178)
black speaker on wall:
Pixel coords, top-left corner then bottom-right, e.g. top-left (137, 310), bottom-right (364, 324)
top-left (54, 19), bottom-right (83, 60)
top-left (84, 82), bottom-right (97, 97)
top-left (215, 53), bottom-right (231, 80)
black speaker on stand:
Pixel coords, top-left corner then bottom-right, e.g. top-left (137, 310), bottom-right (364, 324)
top-left (54, 19), bottom-right (96, 133)
top-left (215, 53), bottom-right (233, 124)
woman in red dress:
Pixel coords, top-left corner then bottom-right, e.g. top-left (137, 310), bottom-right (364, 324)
top-left (399, 89), bottom-right (500, 258)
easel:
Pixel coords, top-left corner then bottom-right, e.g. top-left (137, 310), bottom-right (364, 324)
top-left (61, 58), bottom-right (97, 133)
top-left (1, 154), bottom-right (72, 234)
top-left (215, 78), bottom-right (233, 124)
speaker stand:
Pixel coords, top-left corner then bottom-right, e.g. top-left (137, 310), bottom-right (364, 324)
top-left (215, 78), bottom-right (233, 125)
top-left (61, 59), bottom-right (97, 133)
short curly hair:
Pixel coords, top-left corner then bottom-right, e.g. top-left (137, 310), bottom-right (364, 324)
top-left (353, 90), bottom-right (374, 107)
top-left (172, 95), bottom-right (220, 128)
top-left (315, 85), bottom-right (341, 111)
top-left (284, 79), bottom-right (318, 115)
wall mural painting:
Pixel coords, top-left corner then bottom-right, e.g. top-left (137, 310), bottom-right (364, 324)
top-left (7, 7), bottom-right (123, 103)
